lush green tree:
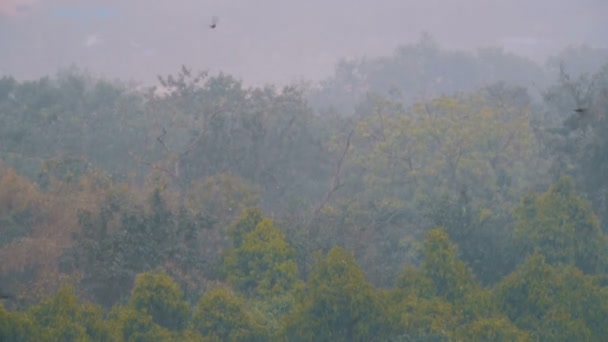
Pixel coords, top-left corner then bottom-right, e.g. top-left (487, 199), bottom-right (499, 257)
top-left (495, 253), bottom-right (608, 340)
top-left (0, 68), bottom-right (147, 181)
top-left (143, 68), bottom-right (331, 210)
top-left (108, 306), bottom-right (177, 342)
top-left (224, 216), bottom-right (299, 297)
top-left (0, 161), bottom-right (44, 247)
top-left (280, 247), bottom-right (388, 342)
top-left (454, 316), bottom-right (531, 341)
top-left (0, 303), bottom-right (38, 341)
top-left (191, 286), bottom-right (267, 341)
top-left (514, 176), bottom-right (608, 274)
top-left (226, 207), bottom-right (265, 249)
top-left (63, 187), bottom-right (209, 307)
top-left (421, 228), bottom-right (478, 304)
top-left (426, 192), bottom-right (519, 284)
top-left (128, 271), bottom-right (190, 332)
top-left (28, 285), bottom-right (112, 341)
top-left (316, 84), bottom-right (541, 286)
top-left (389, 294), bottom-right (459, 341)
top-left (386, 231), bottom-right (501, 340)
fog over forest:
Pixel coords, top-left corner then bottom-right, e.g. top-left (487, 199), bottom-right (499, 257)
top-left (2, 1), bottom-right (608, 341)
top-left (2, 0), bottom-right (607, 85)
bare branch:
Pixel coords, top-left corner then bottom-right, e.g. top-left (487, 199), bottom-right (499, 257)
top-left (156, 127), bottom-right (170, 152)
top-left (180, 108), bottom-right (221, 158)
top-left (310, 128), bottom-right (355, 224)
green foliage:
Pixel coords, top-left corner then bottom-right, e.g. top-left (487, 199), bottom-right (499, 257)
top-left (247, 291), bottom-right (298, 337)
top-left (421, 228), bottom-right (478, 303)
top-left (0, 162), bottom-right (43, 247)
top-left (128, 271), bottom-right (191, 331)
top-left (393, 265), bottom-right (435, 301)
top-left (495, 253), bottom-right (608, 340)
top-left (426, 192), bottom-right (519, 284)
top-left (514, 176), bottom-right (608, 273)
top-left (2, 41), bottom-right (608, 342)
top-left (0, 68), bottom-right (147, 181)
top-left (543, 62), bottom-right (608, 224)
top-left (349, 90), bottom-right (538, 206)
top-left (224, 217), bottom-right (299, 297)
top-left (185, 174), bottom-right (261, 233)
top-left (388, 234), bottom-right (500, 340)
top-left (28, 285), bottom-right (112, 342)
top-left (281, 247), bottom-right (388, 342)
top-left (321, 83), bottom-right (541, 285)
top-left (394, 295), bottom-right (459, 340)
top-left (226, 207), bottom-right (265, 248)
top-left (0, 303), bottom-right (38, 341)
top-left (191, 287), bottom-right (267, 341)
top-left (454, 316), bottom-right (531, 341)
top-left (146, 69), bottom-right (331, 209)
top-left (108, 306), bottom-right (176, 342)
top-left (63, 187), bottom-right (209, 307)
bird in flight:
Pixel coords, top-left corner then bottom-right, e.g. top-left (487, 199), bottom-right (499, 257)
top-left (210, 16), bottom-right (218, 29)
top-left (574, 108), bottom-right (587, 114)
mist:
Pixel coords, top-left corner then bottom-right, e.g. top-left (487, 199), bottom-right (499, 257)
top-left (2, 0), bottom-right (607, 86)
top-left (3, 1), bottom-right (608, 341)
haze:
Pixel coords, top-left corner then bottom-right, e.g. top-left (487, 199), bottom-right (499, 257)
top-left (2, 0), bottom-right (607, 86)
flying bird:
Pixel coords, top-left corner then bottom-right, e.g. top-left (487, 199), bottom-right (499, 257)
top-left (210, 16), bottom-right (218, 29)
top-left (574, 108), bottom-right (588, 114)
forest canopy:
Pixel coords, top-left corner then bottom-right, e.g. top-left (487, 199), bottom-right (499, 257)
top-left (1, 39), bottom-right (608, 341)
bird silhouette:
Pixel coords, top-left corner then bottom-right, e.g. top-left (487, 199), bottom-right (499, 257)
top-left (574, 108), bottom-right (587, 114)
top-left (210, 16), bottom-right (218, 29)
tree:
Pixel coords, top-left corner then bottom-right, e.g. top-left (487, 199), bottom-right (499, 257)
top-left (426, 191), bottom-right (519, 284)
top-left (0, 303), bottom-right (38, 342)
top-left (64, 187), bottom-right (208, 307)
top-left (514, 176), bottom-right (608, 274)
top-left (191, 287), bottom-right (267, 341)
top-left (454, 317), bottom-right (531, 341)
top-left (318, 86), bottom-right (541, 286)
top-left (542, 63), bottom-right (608, 225)
top-left (309, 32), bottom-right (545, 114)
top-left (226, 207), bottom-right (265, 249)
top-left (0, 68), bottom-right (147, 181)
top-left (386, 285), bottom-right (459, 341)
top-left (127, 271), bottom-right (191, 332)
top-left (108, 306), bottom-right (177, 342)
top-left (224, 216), bottom-right (299, 297)
top-left (495, 253), bottom-right (608, 340)
top-left (421, 228), bottom-right (478, 304)
top-left (0, 161), bottom-right (43, 247)
top-left (142, 68), bottom-right (330, 210)
top-left (281, 247), bottom-right (388, 342)
top-left (28, 285), bottom-right (112, 341)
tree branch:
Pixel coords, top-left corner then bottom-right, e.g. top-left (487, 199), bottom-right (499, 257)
top-left (309, 128), bottom-right (355, 226)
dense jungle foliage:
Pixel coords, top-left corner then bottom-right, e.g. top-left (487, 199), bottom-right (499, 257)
top-left (1, 37), bottom-right (608, 341)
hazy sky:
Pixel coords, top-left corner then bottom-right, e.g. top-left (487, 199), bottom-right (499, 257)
top-left (1, 0), bottom-right (607, 87)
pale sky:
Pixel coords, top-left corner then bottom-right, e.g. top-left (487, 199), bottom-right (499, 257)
top-left (1, 0), bottom-right (606, 86)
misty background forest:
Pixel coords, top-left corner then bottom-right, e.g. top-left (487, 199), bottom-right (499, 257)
top-left (2, 27), bottom-right (608, 341)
